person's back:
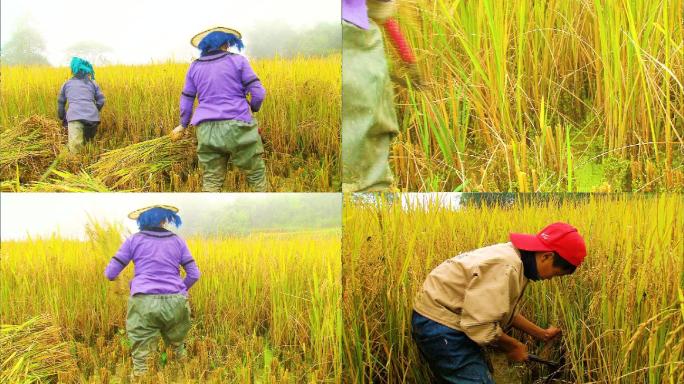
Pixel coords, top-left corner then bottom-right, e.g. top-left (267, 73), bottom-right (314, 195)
top-left (105, 206), bottom-right (199, 378)
top-left (414, 242), bottom-right (527, 343)
top-left (114, 228), bottom-right (198, 296)
top-left (176, 28), bottom-right (268, 192)
top-left (187, 53), bottom-right (261, 125)
top-left (60, 76), bottom-right (104, 123)
top-left (57, 57), bottom-right (105, 153)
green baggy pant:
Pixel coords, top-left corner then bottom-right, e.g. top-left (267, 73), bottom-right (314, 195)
top-left (67, 121), bottom-right (85, 154)
top-left (342, 20), bottom-right (400, 192)
top-left (126, 294), bottom-right (191, 374)
top-left (196, 119), bottom-right (267, 192)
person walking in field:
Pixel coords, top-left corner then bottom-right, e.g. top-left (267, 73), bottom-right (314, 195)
top-left (172, 27), bottom-right (267, 192)
top-left (412, 222), bottom-right (586, 383)
top-left (342, 0), bottom-right (401, 192)
top-left (57, 57), bottom-right (106, 154)
top-left (105, 205), bottom-right (200, 377)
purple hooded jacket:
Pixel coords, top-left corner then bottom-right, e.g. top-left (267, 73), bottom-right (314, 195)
top-left (104, 228), bottom-right (200, 296)
top-left (57, 76), bottom-right (105, 123)
top-left (180, 51), bottom-right (266, 127)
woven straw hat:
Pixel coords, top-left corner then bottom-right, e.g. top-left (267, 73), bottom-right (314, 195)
top-left (127, 205), bottom-right (179, 220)
top-left (190, 26), bottom-right (242, 48)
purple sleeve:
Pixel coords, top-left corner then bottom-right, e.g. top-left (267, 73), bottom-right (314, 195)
top-left (241, 58), bottom-right (265, 112)
top-left (93, 81), bottom-right (105, 111)
top-left (57, 83), bottom-right (67, 122)
top-left (342, 0), bottom-right (369, 29)
top-left (179, 239), bottom-right (200, 289)
top-left (105, 237), bottom-right (133, 280)
top-left (180, 66), bottom-right (197, 128)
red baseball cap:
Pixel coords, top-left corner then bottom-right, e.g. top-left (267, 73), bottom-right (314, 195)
top-left (510, 222), bottom-right (587, 266)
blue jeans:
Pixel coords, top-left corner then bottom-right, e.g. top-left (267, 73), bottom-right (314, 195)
top-left (412, 311), bottom-right (494, 383)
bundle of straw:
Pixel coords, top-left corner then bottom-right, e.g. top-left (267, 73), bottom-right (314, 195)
top-left (0, 315), bottom-right (77, 383)
top-left (29, 170), bottom-right (111, 192)
top-left (0, 116), bottom-right (65, 182)
top-left (89, 133), bottom-right (196, 190)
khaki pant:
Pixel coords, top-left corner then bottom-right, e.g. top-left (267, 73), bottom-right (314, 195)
top-left (196, 120), bottom-right (267, 192)
top-left (67, 121), bottom-right (98, 154)
top-left (126, 294), bottom-right (191, 374)
top-left (342, 20), bottom-right (399, 192)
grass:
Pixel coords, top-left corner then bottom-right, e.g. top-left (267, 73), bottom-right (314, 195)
top-left (0, 55), bottom-right (340, 192)
top-left (389, 0), bottom-right (683, 192)
top-left (342, 193), bottom-right (683, 383)
top-left (0, 221), bottom-right (342, 383)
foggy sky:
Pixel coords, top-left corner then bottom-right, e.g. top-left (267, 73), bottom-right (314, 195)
top-left (0, 0), bottom-right (340, 65)
top-left (0, 193), bottom-right (341, 240)
top-left (402, 193), bottom-right (462, 210)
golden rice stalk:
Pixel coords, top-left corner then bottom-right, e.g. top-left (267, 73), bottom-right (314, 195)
top-left (89, 133), bottom-right (196, 190)
top-left (0, 315), bottom-right (77, 384)
top-left (0, 116), bottom-right (65, 182)
top-left (0, 179), bottom-right (24, 192)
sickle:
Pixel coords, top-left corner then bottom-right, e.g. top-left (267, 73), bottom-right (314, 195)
top-left (527, 353), bottom-right (565, 383)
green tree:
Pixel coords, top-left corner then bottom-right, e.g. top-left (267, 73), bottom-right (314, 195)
top-left (1, 24), bottom-right (50, 66)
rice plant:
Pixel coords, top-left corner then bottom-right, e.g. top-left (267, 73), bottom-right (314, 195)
top-left (0, 223), bottom-right (342, 383)
top-left (342, 193), bottom-right (683, 383)
top-left (390, 1), bottom-right (683, 192)
top-left (0, 55), bottom-right (341, 191)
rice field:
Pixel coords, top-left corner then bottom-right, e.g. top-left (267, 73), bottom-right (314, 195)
top-left (0, 222), bottom-right (342, 383)
top-left (0, 54), bottom-right (340, 192)
top-left (390, 0), bottom-right (684, 192)
top-left (342, 193), bottom-right (683, 383)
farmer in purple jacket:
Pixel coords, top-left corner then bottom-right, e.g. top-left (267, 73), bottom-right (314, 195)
top-left (57, 57), bottom-right (106, 154)
top-left (343, 1), bottom-right (400, 192)
top-left (105, 205), bottom-right (200, 377)
top-left (172, 27), bottom-right (267, 192)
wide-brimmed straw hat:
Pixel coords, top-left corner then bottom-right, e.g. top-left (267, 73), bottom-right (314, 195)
top-left (191, 26), bottom-right (242, 48)
top-left (128, 205), bottom-right (179, 220)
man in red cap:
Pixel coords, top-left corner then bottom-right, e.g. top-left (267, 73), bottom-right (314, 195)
top-left (412, 222), bottom-right (586, 383)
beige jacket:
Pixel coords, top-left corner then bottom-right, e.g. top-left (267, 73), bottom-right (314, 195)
top-left (413, 242), bottom-right (528, 346)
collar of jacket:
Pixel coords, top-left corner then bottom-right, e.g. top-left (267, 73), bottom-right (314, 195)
top-left (139, 227), bottom-right (175, 238)
top-left (197, 51), bottom-right (231, 61)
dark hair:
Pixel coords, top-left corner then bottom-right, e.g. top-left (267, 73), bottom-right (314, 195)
top-left (521, 250), bottom-right (577, 274)
top-left (552, 252), bottom-right (577, 274)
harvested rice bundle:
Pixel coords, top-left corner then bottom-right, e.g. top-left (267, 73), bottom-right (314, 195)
top-left (0, 116), bottom-right (65, 182)
top-left (29, 170), bottom-right (111, 192)
top-left (89, 134), bottom-right (196, 190)
top-left (0, 315), bottom-right (77, 383)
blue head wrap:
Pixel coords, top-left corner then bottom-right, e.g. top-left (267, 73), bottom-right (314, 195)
top-left (198, 31), bottom-right (244, 56)
top-left (137, 207), bottom-right (182, 230)
top-left (70, 57), bottom-right (95, 79)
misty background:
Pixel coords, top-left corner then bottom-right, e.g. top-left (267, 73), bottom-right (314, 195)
top-left (0, 0), bottom-right (340, 66)
top-left (0, 193), bottom-right (341, 240)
